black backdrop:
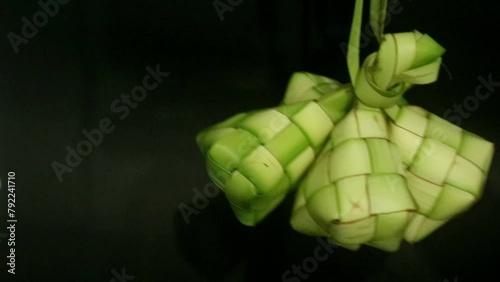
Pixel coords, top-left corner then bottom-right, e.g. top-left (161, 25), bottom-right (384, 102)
top-left (0, 0), bottom-right (500, 281)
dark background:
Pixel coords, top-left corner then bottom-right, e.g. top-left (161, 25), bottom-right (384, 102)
top-left (0, 0), bottom-right (499, 281)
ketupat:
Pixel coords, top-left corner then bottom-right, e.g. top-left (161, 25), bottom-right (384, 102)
top-left (289, 0), bottom-right (494, 251)
top-left (291, 102), bottom-right (417, 251)
top-left (196, 74), bottom-right (354, 226)
top-left (354, 0), bottom-right (493, 246)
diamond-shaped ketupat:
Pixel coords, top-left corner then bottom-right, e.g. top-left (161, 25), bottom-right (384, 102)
top-left (290, 0), bottom-right (493, 252)
top-left (291, 103), bottom-right (417, 252)
top-left (196, 73), bottom-right (354, 226)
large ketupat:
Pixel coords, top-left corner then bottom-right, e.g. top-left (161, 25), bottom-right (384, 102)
top-left (384, 104), bottom-right (494, 242)
top-left (290, 0), bottom-right (494, 251)
top-left (291, 101), bottom-right (495, 251)
top-left (291, 102), bottom-right (417, 251)
top-left (196, 73), bottom-right (354, 226)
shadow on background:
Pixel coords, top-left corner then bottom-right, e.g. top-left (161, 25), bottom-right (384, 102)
top-left (174, 189), bottom-right (397, 281)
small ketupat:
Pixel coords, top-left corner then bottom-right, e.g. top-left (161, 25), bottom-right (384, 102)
top-left (196, 73), bottom-right (354, 226)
